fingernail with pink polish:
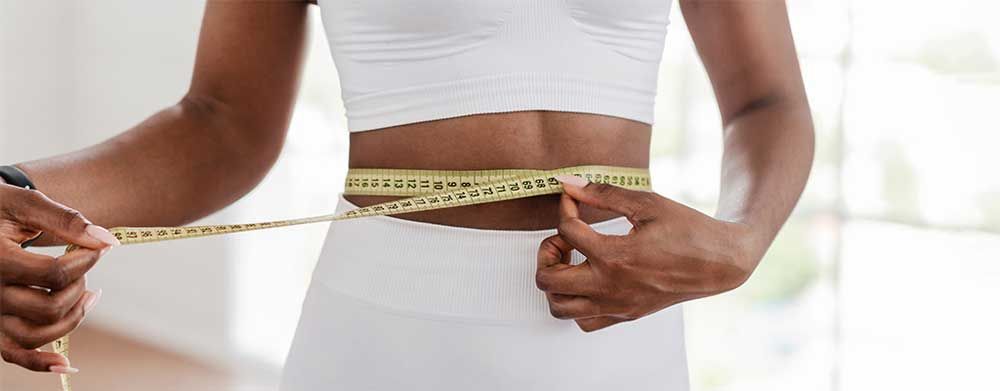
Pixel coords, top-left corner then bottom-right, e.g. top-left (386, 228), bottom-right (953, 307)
top-left (49, 365), bottom-right (80, 374)
top-left (555, 174), bottom-right (589, 188)
top-left (85, 224), bottom-right (121, 247)
top-left (84, 289), bottom-right (102, 313)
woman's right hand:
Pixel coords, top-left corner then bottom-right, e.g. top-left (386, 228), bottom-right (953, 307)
top-left (0, 182), bottom-right (119, 374)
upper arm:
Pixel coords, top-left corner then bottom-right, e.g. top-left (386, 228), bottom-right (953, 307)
top-left (680, 0), bottom-right (808, 125)
top-left (185, 0), bottom-right (312, 145)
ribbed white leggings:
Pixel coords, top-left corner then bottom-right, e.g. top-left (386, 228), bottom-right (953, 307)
top-left (279, 194), bottom-right (689, 390)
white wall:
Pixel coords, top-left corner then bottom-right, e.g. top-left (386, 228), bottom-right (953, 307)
top-left (2, 2), bottom-right (83, 152)
top-left (1, 1), bottom-right (348, 380)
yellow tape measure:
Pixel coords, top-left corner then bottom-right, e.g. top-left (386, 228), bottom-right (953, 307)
top-left (53, 165), bottom-right (651, 390)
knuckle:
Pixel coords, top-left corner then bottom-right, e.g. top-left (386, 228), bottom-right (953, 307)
top-left (534, 271), bottom-right (552, 291)
top-left (548, 304), bottom-right (570, 320)
top-left (45, 263), bottom-right (71, 290)
top-left (577, 319), bottom-right (602, 333)
top-left (40, 305), bottom-right (65, 324)
top-left (592, 183), bottom-right (618, 198)
top-left (537, 235), bottom-right (560, 256)
top-left (556, 219), bottom-right (569, 232)
top-left (542, 233), bottom-right (563, 248)
top-left (58, 208), bottom-right (87, 231)
top-left (555, 220), bottom-right (575, 237)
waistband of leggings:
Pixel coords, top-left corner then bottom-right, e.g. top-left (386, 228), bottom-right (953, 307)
top-left (309, 192), bottom-right (633, 323)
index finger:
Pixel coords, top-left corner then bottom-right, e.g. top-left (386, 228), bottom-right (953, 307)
top-left (556, 193), bottom-right (618, 258)
top-left (3, 187), bottom-right (118, 249)
top-left (1, 244), bottom-right (104, 290)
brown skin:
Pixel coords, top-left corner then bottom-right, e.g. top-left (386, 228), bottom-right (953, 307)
top-left (1, 0), bottom-right (813, 372)
top-left (0, 186), bottom-right (112, 372)
top-left (538, 0), bottom-right (815, 331)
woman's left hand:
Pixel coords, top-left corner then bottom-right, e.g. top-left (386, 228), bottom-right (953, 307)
top-left (536, 175), bottom-right (766, 332)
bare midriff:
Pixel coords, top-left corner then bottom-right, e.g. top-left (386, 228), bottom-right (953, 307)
top-left (346, 111), bottom-right (651, 230)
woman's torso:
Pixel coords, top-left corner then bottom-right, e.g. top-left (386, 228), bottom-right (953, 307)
top-left (322, 0), bottom-right (670, 229)
top-left (345, 111), bottom-right (651, 230)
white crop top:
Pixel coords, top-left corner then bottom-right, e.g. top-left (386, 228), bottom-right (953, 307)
top-left (317, 0), bottom-right (673, 132)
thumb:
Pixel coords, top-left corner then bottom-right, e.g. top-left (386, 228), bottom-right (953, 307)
top-left (554, 174), bottom-right (657, 227)
top-left (6, 188), bottom-right (120, 249)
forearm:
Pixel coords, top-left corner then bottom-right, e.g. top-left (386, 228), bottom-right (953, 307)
top-left (14, 96), bottom-right (284, 245)
top-left (714, 97), bottom-right (815, 262)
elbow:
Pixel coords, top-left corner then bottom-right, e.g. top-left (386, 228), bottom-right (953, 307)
top-left (722, 89), bottom-right (815, 139)
top-left (721, 89), bottom-right (816, 166)
top-left (721, 88), bottom-right (811, 126)
top-left (721, 92), bottom-right (785, 127)
top-left (177, 93), bottom-right (290, 191)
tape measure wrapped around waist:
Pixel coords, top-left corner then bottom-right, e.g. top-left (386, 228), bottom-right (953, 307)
top-left (54, 164), bottom-right (651, 390)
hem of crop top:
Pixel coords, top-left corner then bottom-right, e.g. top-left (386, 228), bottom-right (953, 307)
top-left (344, 72), bottom-right (656, 132)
